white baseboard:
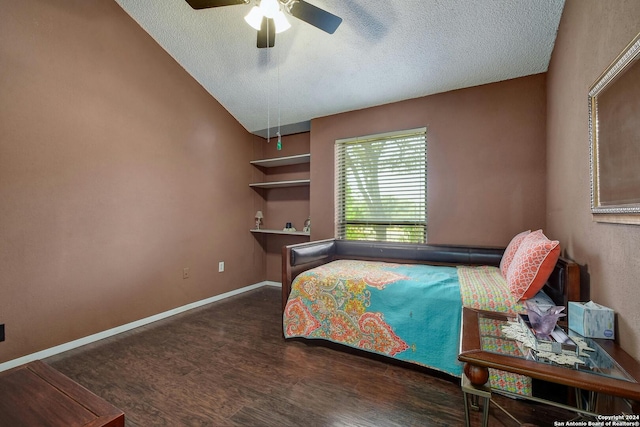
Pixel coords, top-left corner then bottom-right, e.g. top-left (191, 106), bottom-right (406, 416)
top-left (0, 281), bottom-right (281, 372)
top-left (263, 280), bottom-right (282, 287)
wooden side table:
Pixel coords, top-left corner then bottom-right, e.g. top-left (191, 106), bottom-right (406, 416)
top-left (459, 307), bottom-right (640, 427)
top-left (0, 360), bottom-right (124, 427)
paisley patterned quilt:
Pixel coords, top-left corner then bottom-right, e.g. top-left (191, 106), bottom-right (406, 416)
top-left (283, 260), bottom-right (556, 394)
top-left (283, 260), bottom-right (465, 376)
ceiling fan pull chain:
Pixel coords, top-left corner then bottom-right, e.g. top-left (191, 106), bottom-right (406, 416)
top-left (277, 40), bottom-right (282, 150)
top-left (267, 16), bottom-right (270, 143)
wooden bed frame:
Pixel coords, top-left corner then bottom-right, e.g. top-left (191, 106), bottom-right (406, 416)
top-left (282, 238), bottom-right (581, 316)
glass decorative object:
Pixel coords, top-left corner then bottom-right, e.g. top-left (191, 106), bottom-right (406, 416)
top-left (525, 300), bottom-right (566, 339)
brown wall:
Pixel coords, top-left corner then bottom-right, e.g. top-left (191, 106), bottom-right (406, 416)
top-left (0, 0), bottom-right (262, 363)
top-left (546, 0), bottom-right (640, 360)
top-left (310, 74), bottom-right (548, 246)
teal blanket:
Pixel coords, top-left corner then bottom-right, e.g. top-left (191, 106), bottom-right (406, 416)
top-left (283, 260), bottom-right (463, 377)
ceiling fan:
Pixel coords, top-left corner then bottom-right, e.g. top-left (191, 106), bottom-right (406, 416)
top-left (185, 0), bottom-right (342, 48)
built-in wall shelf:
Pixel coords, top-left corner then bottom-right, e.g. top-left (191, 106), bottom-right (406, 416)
top-left (250, 153), bottom-right (310, 168)
top-left (249, 179), bottom-right (310, 189)
top-left (250, 152), bottom-right (310, 238)
top-left (250, 229), bottom-right (310, 236)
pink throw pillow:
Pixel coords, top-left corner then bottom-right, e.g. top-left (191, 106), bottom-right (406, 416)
top-left (507, 230), bottom-right (560, 301)
top-left (499, 230), bottom-right (531, 278)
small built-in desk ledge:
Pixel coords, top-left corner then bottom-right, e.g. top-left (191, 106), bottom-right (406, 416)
top-left (250, 229), bottom-right (310, 236)
top-left (250, 154), bottom-right (310, 168)
top-left (249, 179), bottom-right (310, 189)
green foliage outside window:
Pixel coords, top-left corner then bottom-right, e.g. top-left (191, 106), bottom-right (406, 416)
top-left (336, 129), bottom-right (427, 243)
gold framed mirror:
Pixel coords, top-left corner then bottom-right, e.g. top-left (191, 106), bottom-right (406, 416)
top-left (589, 32), bottom-right (640, 225)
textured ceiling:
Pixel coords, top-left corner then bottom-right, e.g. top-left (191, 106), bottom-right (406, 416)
top-left (115, 0), bottom-right (565, 136)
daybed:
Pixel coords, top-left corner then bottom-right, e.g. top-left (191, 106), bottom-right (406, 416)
top-left (282, 237), bottom-right (580, 396)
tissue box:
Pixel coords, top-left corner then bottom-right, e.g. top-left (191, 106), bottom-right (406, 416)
top-left (568, 301), bottom-right (615, 339)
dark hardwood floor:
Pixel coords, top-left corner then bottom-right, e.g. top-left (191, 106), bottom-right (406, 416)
top-left (46, 286), bottom-right (575, 426)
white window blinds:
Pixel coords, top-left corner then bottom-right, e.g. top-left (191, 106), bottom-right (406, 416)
top-left (335, 128), bottom-right (427, 243)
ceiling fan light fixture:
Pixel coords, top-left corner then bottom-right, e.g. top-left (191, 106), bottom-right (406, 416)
top-left (259, 0), bottom-right (280, 18)
top-left (273, 10), bottom-right (291, 33)
top-left (244, 6), bottom-right (263, 30)
top-left (186, 0), bottom-right (341, 46)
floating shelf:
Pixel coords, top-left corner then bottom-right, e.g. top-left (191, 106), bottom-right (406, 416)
top-left (250, 154), bottom-right (310, 168)
top-left (250, 229), bottom-right (310, 236)
top-left (249, 179), bottom-right (310, 189)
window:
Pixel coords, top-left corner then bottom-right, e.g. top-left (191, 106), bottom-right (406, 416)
top-left (335, 128), bottom-right (427, 243)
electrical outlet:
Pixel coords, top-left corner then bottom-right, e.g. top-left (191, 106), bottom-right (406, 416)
top-left (183, 267), bottom-right (190, 279)
top-left (0, 324), bottom-right (5, 342)
top-left (218, 261), bottom-right (224, 273)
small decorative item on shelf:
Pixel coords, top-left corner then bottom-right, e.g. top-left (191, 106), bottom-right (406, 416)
top-left (255, 211), bottom-right (263, 229)
top-left (525, 300), bottom-right (566, 339)
top-left (283, 222), bottom-right (296, 232)
top-left (303, 217), bottom-right (311, 233)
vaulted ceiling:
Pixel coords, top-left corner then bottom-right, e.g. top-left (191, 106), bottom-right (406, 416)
top-left (115, 0), bottom-right (565, 136)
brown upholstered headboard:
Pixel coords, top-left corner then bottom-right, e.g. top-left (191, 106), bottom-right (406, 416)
top-left (282, 239), bottom-right (580, 312)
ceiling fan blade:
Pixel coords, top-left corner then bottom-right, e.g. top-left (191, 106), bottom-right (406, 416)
top-left (257, 17), bottom-right (276, 48)
top-left (185, 0), bottom-right (247, 10)
top-left (289, 0), bottom-right (342, 34)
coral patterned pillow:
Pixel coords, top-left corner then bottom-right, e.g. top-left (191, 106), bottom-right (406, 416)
top-left (499, 230), bottom-right (531, 278)
top-left (507, 230), bottom-right (560, 300)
